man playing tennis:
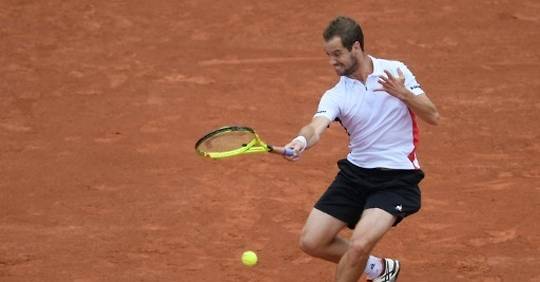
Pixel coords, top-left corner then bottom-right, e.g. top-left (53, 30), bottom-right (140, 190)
top-left (283, 16), bottom-right (439, 282)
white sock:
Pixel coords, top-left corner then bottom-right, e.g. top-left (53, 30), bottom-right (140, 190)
top-left (364, 255), bottom-right (384, 279)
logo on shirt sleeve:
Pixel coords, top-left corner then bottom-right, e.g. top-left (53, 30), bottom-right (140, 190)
top-left (316, 110), bottom-right (327, 114)
top-left (409, 84), bottom-right (421, 90)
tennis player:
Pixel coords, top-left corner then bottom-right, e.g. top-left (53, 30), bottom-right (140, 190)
top-left (282, 16), bottom-right (439, 282)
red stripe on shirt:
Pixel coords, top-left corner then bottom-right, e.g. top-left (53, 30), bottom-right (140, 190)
top-left (408, 109), bottom-right (420, 168)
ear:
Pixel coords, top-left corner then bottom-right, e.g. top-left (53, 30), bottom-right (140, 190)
top-left (352, 41), bottom-right (363, 54)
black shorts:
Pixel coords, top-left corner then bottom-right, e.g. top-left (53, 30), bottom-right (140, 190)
top-left (314, 159), bottom-right (424, 229)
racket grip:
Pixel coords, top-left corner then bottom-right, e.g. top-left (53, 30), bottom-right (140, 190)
top-left (283, 147), bottom-right (295, 157)
top-left (268, 145), bottom-right (296, 157)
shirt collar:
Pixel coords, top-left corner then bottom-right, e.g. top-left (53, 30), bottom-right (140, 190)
top-left (368, 55), bottom-right (384, 76)
top-left (339, 55), bottom-right (383, 85)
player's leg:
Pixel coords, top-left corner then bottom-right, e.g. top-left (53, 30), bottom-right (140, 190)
top-left (300, 159), bottom-right (369, 263)
top-left (299, 208), bottom-right (348, 263)
top-left (335, 208), bottom-right (396, 282)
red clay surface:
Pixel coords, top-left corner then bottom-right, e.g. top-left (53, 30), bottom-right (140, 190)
top-left (1, 0), bottom-right (539, 281)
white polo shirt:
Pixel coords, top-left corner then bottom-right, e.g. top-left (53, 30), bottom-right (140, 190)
top-left (314, 56), bottom-right (424, 169)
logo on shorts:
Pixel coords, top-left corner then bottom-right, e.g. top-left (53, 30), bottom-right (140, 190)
top-left (395, 204), bottom-right (403, 212)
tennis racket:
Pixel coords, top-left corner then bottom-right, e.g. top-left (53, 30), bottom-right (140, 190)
top-left (195, 126), bottom-right (295, 159)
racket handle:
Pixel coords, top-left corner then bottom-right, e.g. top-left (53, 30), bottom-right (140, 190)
top-left (282, 147), bottom-right (295, 157)
top-left (268, 145), bottom-right (296, 157)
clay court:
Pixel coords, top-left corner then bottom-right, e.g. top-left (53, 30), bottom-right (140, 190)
top-left (1, 0), bottom-right (539, 281)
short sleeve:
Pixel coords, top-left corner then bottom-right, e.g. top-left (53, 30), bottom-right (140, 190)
top-left (399, 63), bottom-right (425, 96)
top-left (313, 91), bottom-right (340, 121)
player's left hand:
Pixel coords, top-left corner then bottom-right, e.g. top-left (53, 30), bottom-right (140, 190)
top-left (375, 68), bottom-right (413, 100)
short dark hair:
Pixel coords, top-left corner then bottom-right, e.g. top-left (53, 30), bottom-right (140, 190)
top-left (323, 16), bottom-right (364, 51)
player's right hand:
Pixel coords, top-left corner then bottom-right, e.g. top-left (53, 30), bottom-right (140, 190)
top-left (282, 140), bottom-right (305, 161)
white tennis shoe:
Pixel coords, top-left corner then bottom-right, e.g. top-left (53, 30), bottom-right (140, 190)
top-left (368, 258), bottom-right (400, 282)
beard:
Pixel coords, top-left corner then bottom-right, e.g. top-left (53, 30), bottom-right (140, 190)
top-left (341, 55), bottom-right (359, 76)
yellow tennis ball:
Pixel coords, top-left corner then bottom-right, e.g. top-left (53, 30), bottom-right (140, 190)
top-left (241, 250), bottom-right (258, 266)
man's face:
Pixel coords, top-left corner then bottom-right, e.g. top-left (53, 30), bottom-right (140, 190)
top-left (324, 36), bottom-right (359, 76)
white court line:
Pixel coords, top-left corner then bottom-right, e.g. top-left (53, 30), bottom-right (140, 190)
top-left (198, 56), bottom-right (322, 66)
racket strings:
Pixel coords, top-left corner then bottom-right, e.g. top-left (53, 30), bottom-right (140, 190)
top-left (196, 130), bottom-right (256, 153)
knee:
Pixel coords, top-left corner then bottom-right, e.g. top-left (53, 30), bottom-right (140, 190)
top-left (348, 237), bottom-right (374, 259)
top-left (298, 233), bottom-right (325, 257)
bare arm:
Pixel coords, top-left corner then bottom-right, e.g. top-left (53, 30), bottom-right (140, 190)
top-left (401, 93), bottom-right (440, 125)
top-left (377, 69), bottom-right (440, 125)
top-left (297, 116), bottom-right (332, 148)
top-left (283, 116), bottom-right (332, 160)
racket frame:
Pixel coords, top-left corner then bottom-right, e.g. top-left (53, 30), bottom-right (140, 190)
top-left (195, 126), bottom-right (275, 159)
